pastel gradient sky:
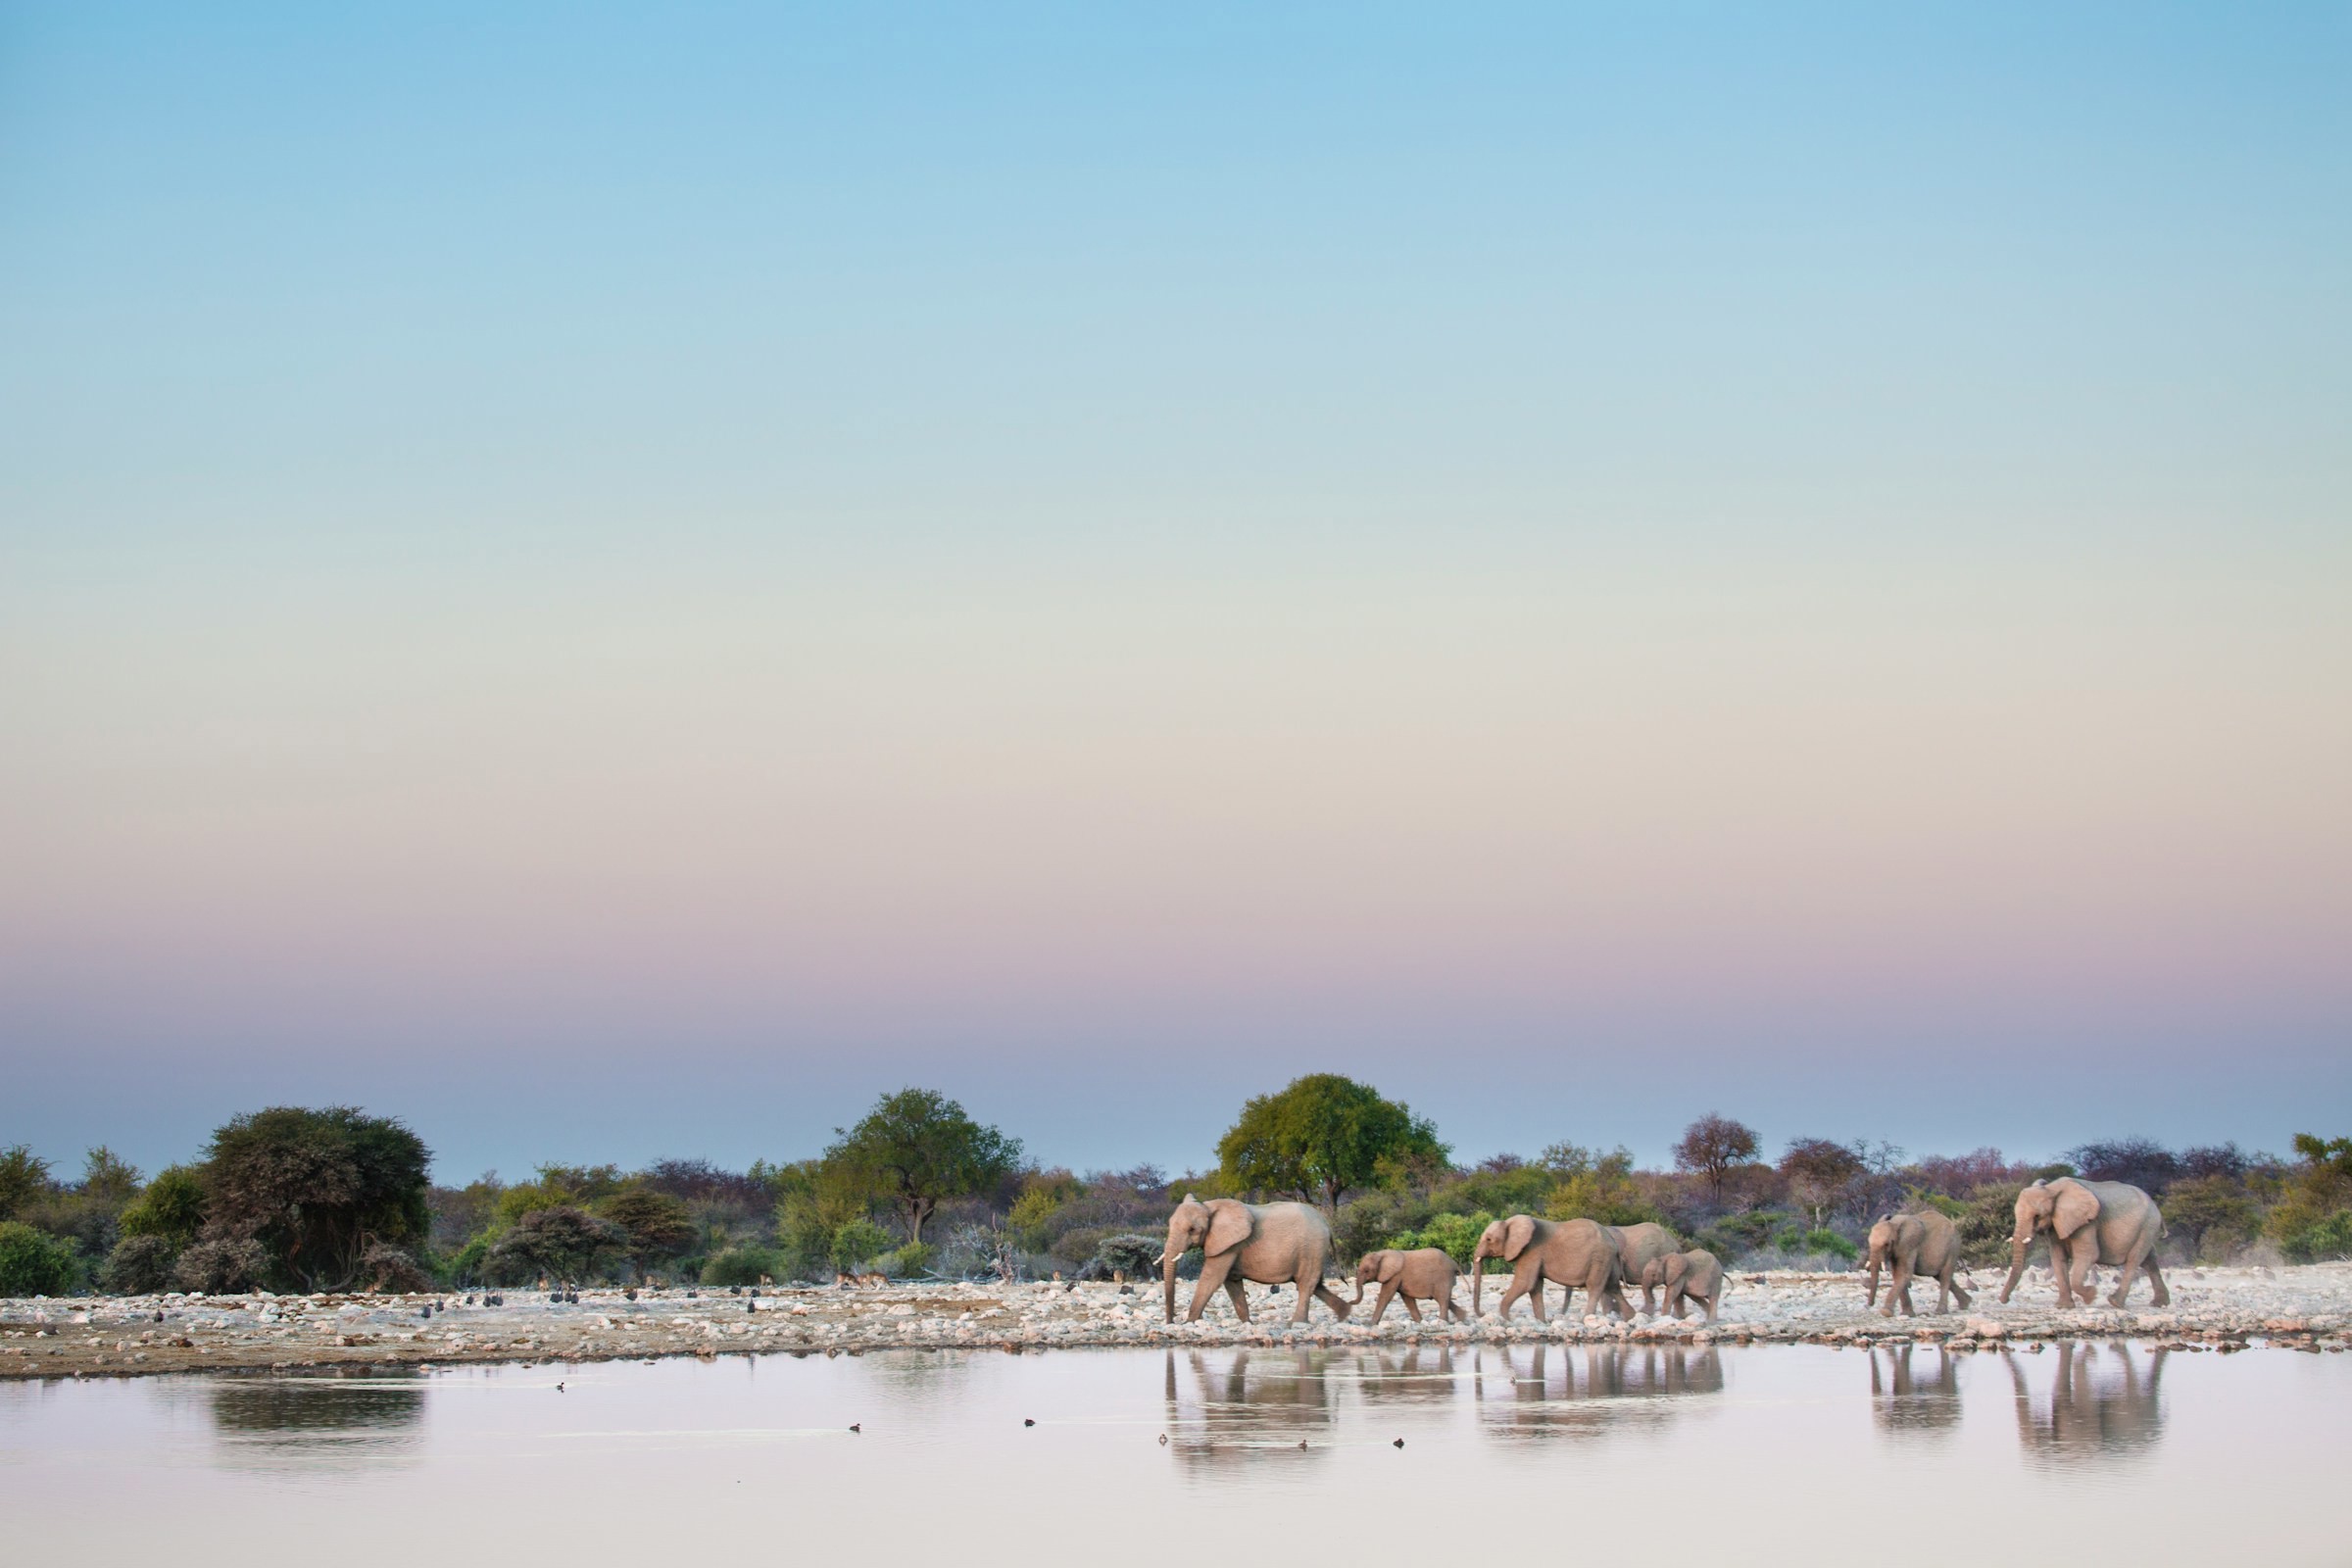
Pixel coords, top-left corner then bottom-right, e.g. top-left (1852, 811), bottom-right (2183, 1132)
top-left (5, 4), bottom-right (2347, 1181)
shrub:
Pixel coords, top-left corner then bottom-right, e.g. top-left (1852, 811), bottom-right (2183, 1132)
top-left (1797, 1228), bottom-right (1858, 1261)
top-left (0, 1148), bottom-right (52, 1222)
top-left (2276, 1210), bottom-right (2352, 1263)
top-left (357, 1242), bottom-right (434, 1293)
top-left (0, 1221), bottom-right (82, 1296)
top-left (1333, 1188), bottom-right (1431, 1262)
top-left (1089, 1234), bottom-right (1162, 1280)
top-left (1957, 1184), bottom-right (2027, 1267)
top-left (174, 1237), bottom-right (268, 1294)
top-left (701, 1247), bottom-right (784, 1287)
top-left (1391, 1210), bottom-right (1497, 1271)
top-left (829, 1217), bottom-right (895, 1272)
top-left (874, 1242), bottom-right (934, 1278)
top-left (100, 1234), bottom-right (178, 1294)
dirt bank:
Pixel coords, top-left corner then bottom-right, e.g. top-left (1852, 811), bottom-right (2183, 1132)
top-left (7, 1261), bottom-right (2347, 1380)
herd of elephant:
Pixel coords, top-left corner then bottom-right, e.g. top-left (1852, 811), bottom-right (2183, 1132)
top-left (1157, 1175), bottom-right (2174, 1326)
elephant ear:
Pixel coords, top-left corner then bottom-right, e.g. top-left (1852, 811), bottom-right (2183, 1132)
top-left (1501, 1214), bottom-right (1538, 1260)
top-left (1380, 1252), bottom-right (1404, 1283)
top-left (2052, 1180), bottom-right (2099, 1240)
top-left (1663, 1254), bottom-right (1688, 1286)
top-left (1204, 1200), bottom-right (1254, 1255)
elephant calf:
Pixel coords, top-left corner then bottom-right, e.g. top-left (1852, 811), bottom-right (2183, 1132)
top-left (1639, 1249), bottom-right (1724, 1323)
top-left (1350, 1248), bottom-right (1467, 1324)
top-left (1865, 1208), bottom-right (1971, 1316)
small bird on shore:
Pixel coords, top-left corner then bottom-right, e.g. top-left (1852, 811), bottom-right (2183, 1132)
top-left (1393, 1439), bottom-right (1404, 1448)
top-left (556, 1382), bottom-right (565, 1392)
top-left (1023, 1418), bottom-right (1035, 1427)
top-left (849, 1423), bottom-right (860, 1433)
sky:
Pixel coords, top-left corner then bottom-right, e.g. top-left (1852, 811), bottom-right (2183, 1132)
top-left (3, 4), bottom-right (2347, 1185)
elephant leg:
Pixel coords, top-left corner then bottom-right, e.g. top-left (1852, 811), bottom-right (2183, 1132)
top-left (2066, 1247), bottom-right (2095, 1308)
top-left (2107, 1244), bottom-right (2151, 1308)
top-left (1225, 1273), bottom-right (1251, 1322)
top-left (1367, 1281), bottom-right (1396, 1325)
top-left (1947, 1271), bottom-right (1972, 1311)
top-left (1399, 1292), bottom-right (1422, 1323)
top-left (2047, 1241), bottom-right (2074, 1306)
top-left (1190, 1252), bottom-right (1237, 1322)
top-left (1310, 1283), bottom-right (1351, 1322)
top-left (2142, 1253), bottom-right (2170, 1307)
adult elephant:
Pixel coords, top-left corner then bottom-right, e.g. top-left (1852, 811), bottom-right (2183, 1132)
top-left (1469, 1214), bottom-right (1628, 1321)
top-left (1603, 1222), bottom-right (1679, 1313)
top-left (1159, 1194), bottom-right (1353, 1325)
top-left (1998, 1178), bottom-right (2169, 1309)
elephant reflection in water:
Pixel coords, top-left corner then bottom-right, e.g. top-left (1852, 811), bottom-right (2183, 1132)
top-left (2008, 1341), bottom-right (2168, 1462)
top-left (1352, 1344), bottom-right (1459, 1410)
top-left (1472, 1342), bottom-right (1723, 1440)
top-left (1867, 1344), bottom-right (1962, 1441)
top-left (1162, 1348), bottom-right (1338, 1470)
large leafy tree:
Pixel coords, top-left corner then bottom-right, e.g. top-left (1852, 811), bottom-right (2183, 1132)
top-left (1672, 1112), bottom-right (1760, 1206)
top-left (1216, 1074), bottom-right (1446, 1213)
top-left (197, 1106), bottom-right (431, 1291)
top-left (824, 1088), bottom-right (1022, 1246)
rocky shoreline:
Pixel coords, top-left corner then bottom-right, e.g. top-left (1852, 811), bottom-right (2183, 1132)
top-left (6, 1261), bottom-right (2347, 1380)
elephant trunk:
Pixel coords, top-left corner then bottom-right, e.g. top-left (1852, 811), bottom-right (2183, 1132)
top-left (1163, 1248), bottom-right (1181, 1323)
top-left (1470, 1247), bottom-right (1491, 1315)
top-left (1999, 1237), bottom-right (2030, 1303)
top-left (1864, 1247), bottom-right (1884, 1307)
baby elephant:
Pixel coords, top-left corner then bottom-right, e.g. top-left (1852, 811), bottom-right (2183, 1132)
top-left (1639, 1250), bottom-right (1725, 1323)
top-left (1351, 1248), bottom-right (1468, 1324)
top-left (1865, 1209), bottom-right (1972, 1316)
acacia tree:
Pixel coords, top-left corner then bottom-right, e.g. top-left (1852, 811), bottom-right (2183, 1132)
top-left (197, 1106), bottom-right (431, 1291)
top-left (1216, 1074), bottom-right (1447, 1213)
top-left (599, 1187), bottom-right (695, 1271)
top-left (1673, 1113), bottom-right (1760, 1207)
top-left (825, 1089), bottom-right (1022, 1247)
top-left (1779, 1137), bottom-right (1866, 1227)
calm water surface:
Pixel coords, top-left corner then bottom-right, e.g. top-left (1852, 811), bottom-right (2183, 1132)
top-left (4, 1343), bottom-right (2345, 1564)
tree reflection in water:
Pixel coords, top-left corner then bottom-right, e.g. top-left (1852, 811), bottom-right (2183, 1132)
top-left (1867, 1344), bottom-right (1962, 1444)
top-left (2007, 1342), bottom-right (2167, 1465)
top-left (204, 1372), bottom-right (427, 1472)
top-left (1471, 1342), bottom-right (1723, 1442)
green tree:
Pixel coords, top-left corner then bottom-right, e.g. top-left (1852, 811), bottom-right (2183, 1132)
top-left (825, 1088), bottom-right (1022, 1246)
top-left (118, 1165), bottom-right (208, 1249)
top-left (1216, 1074), bottom-right (1447, 1213)
top-left (197, 1106), bottom-right (431, 1291)
top-left (0, 1221), bottom-right (82, 1296)
top-left (0, 1147), bottom-right (53, 1221)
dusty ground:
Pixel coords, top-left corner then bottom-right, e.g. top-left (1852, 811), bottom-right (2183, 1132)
top-left (6, 1261), bottom-right (2347, 1380)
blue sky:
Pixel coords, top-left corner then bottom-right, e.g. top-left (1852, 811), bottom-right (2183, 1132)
top-left (3, 4), bottom-right (2347, 1181)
